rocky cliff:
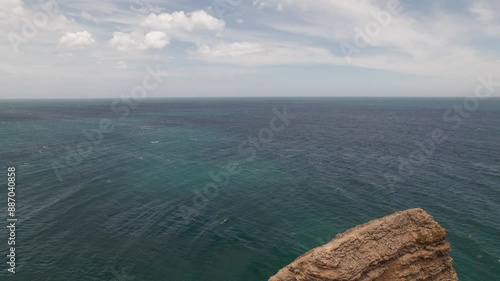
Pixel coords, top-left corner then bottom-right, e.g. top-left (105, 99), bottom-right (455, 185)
top-left (269, 208), bottom-right (458, 281)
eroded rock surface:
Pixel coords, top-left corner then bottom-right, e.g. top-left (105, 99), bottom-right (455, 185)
top-left (269, 208), bottom-right (458, 281)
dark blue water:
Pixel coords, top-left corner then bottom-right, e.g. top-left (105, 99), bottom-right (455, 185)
top-left (0, 98), bottom-right (499, 281)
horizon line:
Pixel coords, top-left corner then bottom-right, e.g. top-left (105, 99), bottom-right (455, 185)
top-left (2, 96), bottom-right (499, 100)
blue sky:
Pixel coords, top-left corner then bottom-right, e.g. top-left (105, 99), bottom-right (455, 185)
top-left (0, 0), bottom-right (499, 98)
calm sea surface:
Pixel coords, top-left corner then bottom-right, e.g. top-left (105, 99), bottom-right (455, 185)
top-left (0, 98), bottom-right (499, 281)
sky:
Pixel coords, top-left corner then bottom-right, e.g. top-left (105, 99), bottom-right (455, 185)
top-left (0, 0), bottom-right (499, 98)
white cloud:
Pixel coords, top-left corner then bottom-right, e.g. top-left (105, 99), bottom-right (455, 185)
top-left (109, 31), bottom-right (170, 51)
top-left (253, 0), bottom-right (270, 9)
top-left (1, 0), bottom-right (73, 36)
top-left (142, 10), bottom-right (225, 31)
top-left (109, 31), bottom-right (138, 51)
top-left (141, 31), bottom-right (170, 49)
top-left (196, 42), bottom-right (264, 57)
top-left (247, 0), bottom-right (500, 79)
top-left (130, 2), bottom-right (164, 14)
top-left (105, 10), bottom-right (223, 52)
top-left (253, 0), bottom-right (306, 11)
top-left (471, 2), bottom-right (495, 22)
top-left (192, 41), bottom-right (342, 66)
top-left (81, 11), bottom-right (94, 22)
top-left (0, 0), bottom-right (25, 16)
top-left (58, 31), bottom-right (96, 48)
top-left (115, 60), bottom-right (127, 69)
top-left (1, 0), bottom-right (500, 98)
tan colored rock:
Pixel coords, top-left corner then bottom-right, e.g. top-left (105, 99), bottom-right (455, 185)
top-left (269, 208), bottom-right (458, 281)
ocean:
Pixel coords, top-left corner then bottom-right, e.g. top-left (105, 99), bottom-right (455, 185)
top-left (0, 98), bottom-right (499, 281)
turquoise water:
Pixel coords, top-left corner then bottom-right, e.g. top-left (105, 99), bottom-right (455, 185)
top-left (0, 98), bottom-right (499, 280)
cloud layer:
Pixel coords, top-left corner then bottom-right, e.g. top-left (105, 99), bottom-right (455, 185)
top-left (0, 0), bottom-right (499, 98)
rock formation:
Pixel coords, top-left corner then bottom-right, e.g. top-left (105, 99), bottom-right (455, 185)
top-left (269, 208), bottom-right (458, 281)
